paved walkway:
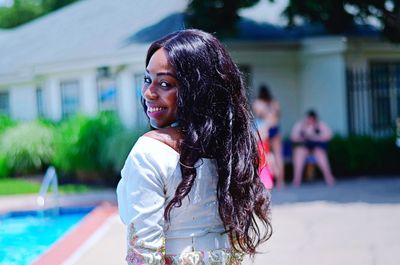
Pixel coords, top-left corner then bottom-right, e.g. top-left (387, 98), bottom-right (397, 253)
top-left (2, 177), bottom-right (400, 264)
top-left (70, 177), bottom-right (400, 265)
top-left (245, 177), bottom-right (400, 265)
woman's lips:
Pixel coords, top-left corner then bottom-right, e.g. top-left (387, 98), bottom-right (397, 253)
top-left (147, 107), bottom-right (167, 118)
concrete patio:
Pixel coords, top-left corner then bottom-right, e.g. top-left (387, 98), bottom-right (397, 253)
top-left (1, 177), bottom-right (400, 265)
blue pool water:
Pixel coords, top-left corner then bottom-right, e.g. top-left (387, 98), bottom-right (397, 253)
top-left (0, 206), bottom-right (93, 265)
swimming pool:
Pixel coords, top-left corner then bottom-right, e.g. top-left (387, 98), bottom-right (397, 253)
top-left (0, 206), bottom-right (93, 265)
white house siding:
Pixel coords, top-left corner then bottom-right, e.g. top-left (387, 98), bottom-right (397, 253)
top-left (346, 39), bottom-right (400, 69)
top-left (230, 45), bottom-right (300, 137)
top-left (40, 70), bottom-right (93, 120)
top-left (9, 85), bottom-right (37, 120)
top-left (299, 37), bottom-right (348, 135)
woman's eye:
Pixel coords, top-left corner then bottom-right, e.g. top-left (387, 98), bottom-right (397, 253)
top-left (144, 77), bottom-right (151, 84)
top-left (160, 81), bottom-right (170, 88)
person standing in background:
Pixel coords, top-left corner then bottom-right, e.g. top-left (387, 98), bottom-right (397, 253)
top-left (254, 85), bottom-right (285, 188)
top-left (252, 98), bottom-right (274, 190)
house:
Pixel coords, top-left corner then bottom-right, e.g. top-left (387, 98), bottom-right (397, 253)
top-left (0, 0), bottom-right (399, 137)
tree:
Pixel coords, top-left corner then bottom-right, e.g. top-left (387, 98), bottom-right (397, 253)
top-left (285, 0), bottom-right (400, 42)
top-left (187, 0), bottom-right (400, 42)
top-left (0, 0), bottom-right (80, 29)
top-left (41, 0), bottom-right (79, 13)
top-left (0, 0), bottom-right (41, 28)
top-left (186, 0), bottom-right (273, 37)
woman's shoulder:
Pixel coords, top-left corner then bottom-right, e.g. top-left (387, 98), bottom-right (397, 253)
top-left (143, 128), bottom-right (182, 154)
top-left (123, 129), bottom-right (181, 177)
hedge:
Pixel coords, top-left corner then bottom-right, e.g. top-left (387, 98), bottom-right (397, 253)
top-left (328, 135), bottom-right (400, 176)
top-left (0, 113), bottom-right (146, 185)
top-left (0, 121), bottom-right (54, 175)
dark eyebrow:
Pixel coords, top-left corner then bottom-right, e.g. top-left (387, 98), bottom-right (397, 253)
top-left (145, 69), bottom-right (176, 78)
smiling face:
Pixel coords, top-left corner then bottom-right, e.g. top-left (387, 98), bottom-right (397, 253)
top-left (142, 48), bottom-right (178, 129)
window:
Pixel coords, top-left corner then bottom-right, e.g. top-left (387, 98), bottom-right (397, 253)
top-left (0, 91), bottom-right (9, 116)
top-left (347, 62), bottom-right (400, 136)
top-left (61, 80), bottom-right (80, 119)
top-left (134, 73), bottom-right (148, 128)
top-left (370, 62), bottom-right (400, 133)
top-left (36, 87), bottom-right (45, 117)
top-left (97, 67), bottom-right (117, 111)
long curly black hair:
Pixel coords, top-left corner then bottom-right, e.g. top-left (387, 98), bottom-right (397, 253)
top-left (143, 29), bottom-right (272, 255)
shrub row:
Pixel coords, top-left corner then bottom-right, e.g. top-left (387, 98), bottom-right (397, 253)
top-left (0, 115), bottom-right (17, 178)
top-left (0, 113), bottom-right (146, 185)
top-left (328, 135), bottom-right (400, 176)
top-left (1, 113), bottom-right (399, 183)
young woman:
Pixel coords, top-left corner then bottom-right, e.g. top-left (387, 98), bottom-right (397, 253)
top-left (252, 97), bottom-right (274, 190)
top-left (253, 85), bottom-right (285, 188)
top-left (117, 29), bottom-right (272, 265)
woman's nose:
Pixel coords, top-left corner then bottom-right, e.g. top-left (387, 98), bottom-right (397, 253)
top-left (142, 84), bottom-right (158, 100)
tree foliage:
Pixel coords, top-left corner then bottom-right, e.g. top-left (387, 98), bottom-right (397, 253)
top-left (186, 0), bottom-right (273, 37)
top-left (0, 0), bottom-right (41, 28)
top-left (187, 0), bottom-right (400, 42)
top-left (41, 0), bottom-right (80, 12)
top-left (0, 0), bottom-right (80, 29)
top-left (285, 0), bottom-right (400, 42)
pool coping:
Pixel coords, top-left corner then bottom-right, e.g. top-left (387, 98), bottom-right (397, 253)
top-left (31, 202), bottom-right (117, 265)
top-left (0, 190), bottom-right (117, 214)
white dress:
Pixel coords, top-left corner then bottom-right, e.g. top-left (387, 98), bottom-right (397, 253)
top-left (117, 136), bottom-right (243, 265)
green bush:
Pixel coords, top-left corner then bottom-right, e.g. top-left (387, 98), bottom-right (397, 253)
top-left (100, 128), bottom-right (146, 185)
top-left (0, 121), bottom-right (55, 175)
top-left (53, 112), bottom-right (122, 182)
top-left (0, 115), bottom-right (15, 178)
top-left (329, 135), bottom-right (400, 176)
top-left (0, 114), bottom-right (16, 135)
top-left (0, 153), bottom-right (10, 179)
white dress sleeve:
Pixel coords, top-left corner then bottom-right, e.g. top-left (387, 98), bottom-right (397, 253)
top-left (116, 136), bottom-right (179, 265)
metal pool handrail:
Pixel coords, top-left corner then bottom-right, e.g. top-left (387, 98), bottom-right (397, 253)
top-left (36, 166), bottom-right (59, 212)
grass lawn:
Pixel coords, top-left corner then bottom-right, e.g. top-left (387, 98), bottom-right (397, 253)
top-left (0, 178), bottom-right (96, 196)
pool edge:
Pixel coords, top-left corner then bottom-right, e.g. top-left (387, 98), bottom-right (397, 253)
top-left (31, 202), bottom-right (117, 265)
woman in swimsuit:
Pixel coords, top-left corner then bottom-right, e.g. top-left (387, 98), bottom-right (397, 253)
top-left (253, 85), bottom-right (285, 188)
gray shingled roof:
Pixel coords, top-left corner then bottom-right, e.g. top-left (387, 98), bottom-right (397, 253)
top-left (0, 0), bottom-right (380, 78)
top-left (128, 12), bottom-right (379, 43)
top-left (0, 0), bottom-right (187, 76)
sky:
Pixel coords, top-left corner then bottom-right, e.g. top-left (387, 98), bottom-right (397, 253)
top-left (0, 0), bottom-right (289, 24)
top-left (0, 0), bottom-right (13, 8)
top-left (239, 0), bottom-right (382, 28)
top-left (239, 0), bottom-right (289, 25)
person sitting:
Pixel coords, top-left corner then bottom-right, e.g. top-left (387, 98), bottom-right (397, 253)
top-left (290, 110), bottom-right (336, 186)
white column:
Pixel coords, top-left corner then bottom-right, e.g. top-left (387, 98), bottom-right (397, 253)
top-left (117, 70), bottom-right (136, 129)
top-left (46, 77), bottom-right (62, 121)
top-left (80, 71), bottom-right (98, 116)
top-left (300, 37), bottom-right (348, 135)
